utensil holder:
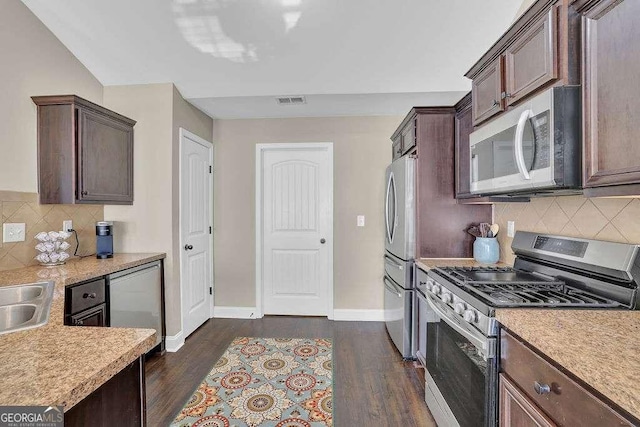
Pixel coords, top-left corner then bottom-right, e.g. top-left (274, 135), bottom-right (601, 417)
top-left (473, 237), bottom-right (500, 264)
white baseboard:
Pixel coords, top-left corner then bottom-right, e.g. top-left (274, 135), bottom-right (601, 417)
top-left (214, 306), bottom-right (258, 319)
top-left (332, 309), bottom-right (385, 322)
top-left (165, 331), bottom-right (184, 352)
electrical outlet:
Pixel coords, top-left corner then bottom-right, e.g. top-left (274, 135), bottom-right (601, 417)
top-left (3, 223), bottom-right (26, 243)
top-left (507, 221), bottom-right (515, 238)
top-left (63, 220), bottom-right (73, 232)
top-left (357, 215), bottom-right (365, 227)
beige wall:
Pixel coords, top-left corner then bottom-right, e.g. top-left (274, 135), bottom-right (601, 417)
top-left (103, 84), bottom-right (213, 336)
top-left (0, 0), bottom-right (103, 193)
top-left (495, 195), bottom-right (640, 265)
top-left (212, 116), bottom-right (401, 310)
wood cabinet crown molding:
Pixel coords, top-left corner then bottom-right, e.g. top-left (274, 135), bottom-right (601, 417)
top-left (31, 95), bottom-right (136, 126)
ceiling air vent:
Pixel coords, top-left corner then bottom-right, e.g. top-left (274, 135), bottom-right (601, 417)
top-left (276, 95), bottom-right (306, 105)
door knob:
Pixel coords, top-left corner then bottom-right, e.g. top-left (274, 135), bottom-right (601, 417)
top-left (320, 238), bottom-right (326, 244)
top-left (184, 244), bottom-right (194, 250)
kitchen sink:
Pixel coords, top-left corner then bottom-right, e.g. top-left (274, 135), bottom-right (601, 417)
top-left (0, 282), bottom-right (54, 335)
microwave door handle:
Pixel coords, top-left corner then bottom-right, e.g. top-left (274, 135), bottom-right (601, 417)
top-left (424, 292), bottom-right (494, 359)
top-left (514, 109), bottom-right (533, 180)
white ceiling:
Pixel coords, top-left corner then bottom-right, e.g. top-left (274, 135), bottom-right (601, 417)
top-left (22, 0), bottom-right (522, 119)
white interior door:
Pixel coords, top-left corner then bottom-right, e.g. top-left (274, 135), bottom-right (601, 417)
top-left (180, 129), bottom-right (213, 338)
top-left (258, 143), bottom-right (333, 316)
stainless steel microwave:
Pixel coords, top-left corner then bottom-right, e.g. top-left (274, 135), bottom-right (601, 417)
top-left (469, 86), bottom-right (581, 196)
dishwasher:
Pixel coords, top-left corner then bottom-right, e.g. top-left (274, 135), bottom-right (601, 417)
top-left (107, 261), bottom-right (164, 350)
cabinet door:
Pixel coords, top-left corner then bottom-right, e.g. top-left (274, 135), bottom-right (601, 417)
top-left (392, 135), bottom-right (403, 160)
top-left (472, 58), bottom-right (504, 126)
top-left (77, 108), bottom-right (134, 204)
top-left (581, 0), bottom-right (640, 192)
top-left (500, 374), bottom-right (556, 427)
top-left (504, 8), bottom-right (558, 106)
top-left (455, 100), bottom-right (474, 198)
top-left (69, 303), bottom-right (107, 327)
top-left (401, 120), bottom-right (416, 155)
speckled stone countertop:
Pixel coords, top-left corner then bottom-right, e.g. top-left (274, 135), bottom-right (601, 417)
top-left (0, 325), bottom-right (155, 410)
top-left (0, 253), bottom-right (166, 325)
top-left (497, 309), bottom-right (640, 420)
top-left (0, 254), bottom-right (164, 411)
top-left (415, 258), bottom-right (509, 271)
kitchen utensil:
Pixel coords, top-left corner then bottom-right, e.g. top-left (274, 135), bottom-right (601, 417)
top-left (479, 223), bottom-right (490, 238)
top-left (490, 224), bottom-right (500, 237)
top-left (466, 226), bottom-right (481, 238)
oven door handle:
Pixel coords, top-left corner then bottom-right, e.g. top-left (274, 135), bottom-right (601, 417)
top-left (514, 109), bottom-right (533, 180)
top-left (425, 292), bottom-right (494, 359)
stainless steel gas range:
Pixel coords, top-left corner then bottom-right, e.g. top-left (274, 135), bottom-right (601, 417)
top-left (416, 231), bottom-right (640, 427)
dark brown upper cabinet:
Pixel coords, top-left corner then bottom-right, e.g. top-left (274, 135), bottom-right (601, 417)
top-left (390, 116), bottom-right (417, 160)
top-left (504, 8), bottom-right (558, 106)
top-left (454, 93), bottom-right (475, 199)
top-left (466, 0), bottom-right (578, 127)
top-left (32, 95), bottom-right (135, 205)
top-left (471, 58), bottom-right (504, 125)
top-left (574, 0), bottom-right (640, 197)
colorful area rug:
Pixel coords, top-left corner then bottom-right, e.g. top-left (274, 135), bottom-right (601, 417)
top-left (171, 337), bottom-right (333, 427)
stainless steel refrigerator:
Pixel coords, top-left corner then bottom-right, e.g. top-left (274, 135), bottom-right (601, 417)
top-left (383, 155), bottom-right (415, 358)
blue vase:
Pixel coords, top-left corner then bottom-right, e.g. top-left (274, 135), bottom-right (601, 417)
top-left (474, 237), bottom-right (500, 264)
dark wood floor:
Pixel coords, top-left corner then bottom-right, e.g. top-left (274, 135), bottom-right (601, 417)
top-left (145, 316), bottom-right (436, 426)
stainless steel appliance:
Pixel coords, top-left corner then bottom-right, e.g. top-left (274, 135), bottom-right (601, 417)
top-left (108, 261), bottom-right (164, 350)
top-left (384, 155), bottom-right (416, 359)
top-left (420, 232), bottom-right (639, 427)
top-left (470, 86), bottom-right (581, 196)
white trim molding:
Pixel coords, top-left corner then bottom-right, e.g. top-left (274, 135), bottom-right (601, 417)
top-left (165, 331), bottom-right (185, 352)
top-left (214, 306), bottom-right (259, 319)
top-left (332, 309), bottom-right (385, 322)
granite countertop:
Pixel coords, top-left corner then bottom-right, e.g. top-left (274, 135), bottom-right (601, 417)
top-left (415, 258), bottom-right (509, 271)
top-left (0, 253), bottom-right (165, 411)
top-left (0, 325), bottom-right (155, 410)
top-left (497, 309), bottom-right (640, 421)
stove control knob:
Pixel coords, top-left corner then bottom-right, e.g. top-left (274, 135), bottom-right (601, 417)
top-left (441, 292), bottom-right (453, 304)
top-left (463, 310), bottom-right (478, 323)
top-left (454, 302), bottom-right (467, 315)
top-left (426, 279), bottom-right (434, 292)
top-left (431, 283), bottom-right (441, 295)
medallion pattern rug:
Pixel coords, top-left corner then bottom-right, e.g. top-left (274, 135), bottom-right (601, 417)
top-left (171, 337), bottom-right (333, 427)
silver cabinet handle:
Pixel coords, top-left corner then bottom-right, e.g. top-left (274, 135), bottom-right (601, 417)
top-left (534, 382), bottom-right (551, 395)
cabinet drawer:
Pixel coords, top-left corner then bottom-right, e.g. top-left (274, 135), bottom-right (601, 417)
top-left (67, 278), bottom-right (106, 315)
top-left (68, 303), bottom-right (106, 327)
top-left (500, 329), bottom-right (631, 426)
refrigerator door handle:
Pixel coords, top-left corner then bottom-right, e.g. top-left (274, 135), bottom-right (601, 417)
top-left (385, 173), bottom-right (393, 244)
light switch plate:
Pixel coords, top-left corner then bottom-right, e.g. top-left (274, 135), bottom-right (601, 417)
top-left (3, 223), bottom-right (26, 243)
top-left (507, 221), bottom-right (515, 238)
top-left (357, 215), bottom-right (365, 227)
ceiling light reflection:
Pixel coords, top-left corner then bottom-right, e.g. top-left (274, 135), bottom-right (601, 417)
top-left (173, 0), bottom-right (303, 63)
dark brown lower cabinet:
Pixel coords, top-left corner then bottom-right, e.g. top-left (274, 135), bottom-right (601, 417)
top-left (500, 374), bottom-right (555, 427)
top-left (500, 329), bottom-right (634, 426)
top-left (65, 357), bottom-right (146, 427)
top-left (68, 303), bottom-right (106, 326)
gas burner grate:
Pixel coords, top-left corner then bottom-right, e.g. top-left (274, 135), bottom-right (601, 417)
top-left (465, 282), bottom-right (621, 307)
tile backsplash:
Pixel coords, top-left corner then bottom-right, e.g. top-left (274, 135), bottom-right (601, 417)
top-left (0, 191), bottom-right (103, 271)
top-left (495, 195), bottom-right (640, 265)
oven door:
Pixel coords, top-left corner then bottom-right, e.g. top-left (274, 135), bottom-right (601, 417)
top-left (423, 294), bottom-right (497, 427)
top-left (470, 88), bottom-right (555, 195)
